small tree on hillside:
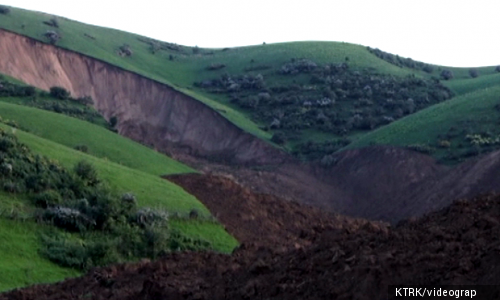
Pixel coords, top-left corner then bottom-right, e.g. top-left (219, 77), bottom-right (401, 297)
top-left (43, 18), bottom-right (59, 28)
top-left (440, 69), bottom-right (454, 80)
top-left (49, 86), bottom-right (70, 100)
top-left (469, 68), bottom-right (479, 78)
top-left (44, 30), bottom-right (61, 45)
top-left (109, 116), bottom-right (118, 128)
top-left (0, 5), bottom-right (10, 14)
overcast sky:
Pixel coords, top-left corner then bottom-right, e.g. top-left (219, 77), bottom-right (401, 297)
top-left (2, 0), bottom-right (499, 67)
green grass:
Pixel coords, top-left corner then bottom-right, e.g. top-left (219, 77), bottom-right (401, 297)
top-left (344, 86), bottom-right (500, 163)
top-left (0, 217), bottom-right (81, 292)
top-left (0, 5), bottom-right (480, 147)
top-left (444, 72), bottom-right (500, 96)
top-left (0, 123), bottom-right (238, 290)
top-left (0, 122), bottom-right (205, 212)
top-left (2, 5), bottom-right (500, 155)
top-left (0, 100), bottom-right (194, 176)
top-left (170, 219), bottom-right (238, 254)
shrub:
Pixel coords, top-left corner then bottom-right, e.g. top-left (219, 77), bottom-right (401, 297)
top-left (189, 209), bottom-right (199, 219)
top-left (40, 232), bottom-right (94, 270)
top-left (438, 140), bottom-right (451, 148)
top-left (0, 162), bottom-right (12, 175)
top-left (50, 86), bottom-right (70, 100)
top-left (0, 5), bottom-right (10, 14)
top-left (469, 68), bottom-right (479, 78)
top-left (192, 46), bottom-right (200, 54)
top-left (3, 181), bottom-right (22, 193)
top-left (422, 64), bottom-right (434, 73)
top-left (440, 69), bottom-right (454, 80)
top-left (43, 18), bottom-right (59, 28)
top-left (76, 96), bottom-right (94, 106)
top-left (109, 116), bottom-right (118, 128)
top-left (74, 145), bottom-right (89, 153)
top-left (33, 190), bottom-right (63, 208)
top-left (495, 66), bottom-right (500, 73)
top-left (118, 44), bottom-right (133, 57)
top-left (206, 63), bottom-right (226, 71)
top-left (271, 133), bottom-right (286, 145)
top-left (133, 208), bottom-right (169, 228)
top-left (121, 192), bottom-right (137, 212)
top-left (74, 160), bottom-right (99, 186)
top-left (43, 206), bottom-right (95, 232)
top-left (44, 30), bottom-right (61, 45)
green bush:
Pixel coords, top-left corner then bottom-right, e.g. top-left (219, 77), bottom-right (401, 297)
top-left (271, 133), bottom-right (286, 145)
top-left (469, 68), bottom-right (479, 78)
top-left (133, 207), bottom-right (169, 228)
top-left (118, 44), bottom-right (133, 57)
top-left (33, 190), bottom-right (63, 208)
top-left (44, 31), bottom-right (61, 45)
top-left (43, 18), bottom-right (59, 28)
top-left (43, 206), bottom-right (95, 232)
top-left (74, 161), bottom-right (99, 186)
top-left (49, 86), bottom-right (71, 100)
top-left (109, 116), bottom-right (118, 128)
top-left (440, 69), bottom-right (454, 80)
top-left (74, 145), bottom-right (89, 153)
top-left (3, 181), bottom-right (22, 193)
top-left (0, 5), bottom-right (10, 14)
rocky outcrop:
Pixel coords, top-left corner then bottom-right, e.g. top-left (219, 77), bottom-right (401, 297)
top-left (0, 29), bottom-right (285, 165)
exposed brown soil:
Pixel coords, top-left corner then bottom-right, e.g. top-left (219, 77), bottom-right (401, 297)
top-left (0, 29), bottom-right (286, 166)
top-left (2, 174), bottom-right (500, 300)
top-left (166, 173), bottom-right (378, 248)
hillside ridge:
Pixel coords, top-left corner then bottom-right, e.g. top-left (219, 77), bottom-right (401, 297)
top-left (0, 29), bottom-right (286, 165)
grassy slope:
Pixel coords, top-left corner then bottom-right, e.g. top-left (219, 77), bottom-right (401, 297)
top-left (0, 100), bottom-right (193, 176)
top-left (444, 72), bottom-right (500, 96)
top-left (3, 5), bottom-right (495, 143)
top-left (0, 123), bottom-right (238, 291)
top-left (344, 86), bottom-right (500, 162)
top-left (0, 100), bottom-right (239, 291)
top-left (0, 217), bottom-right (80, 292)
top-left (1, 6), bottom-right (500, 155)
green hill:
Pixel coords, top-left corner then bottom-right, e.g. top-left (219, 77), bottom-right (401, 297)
top-left (1, 5), bottom-right (499, 162)
top-left (344, 86), bottom-right (500, 164)
top-left (0, 78), bottom-right (238, 291)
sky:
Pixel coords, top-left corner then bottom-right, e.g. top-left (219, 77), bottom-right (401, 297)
top-left (1, 0), bottom-right (499, 67)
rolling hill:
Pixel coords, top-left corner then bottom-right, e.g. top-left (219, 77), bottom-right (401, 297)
top-left (0, 76), bottom-right (238, 291)
top-left (2, 4), bottom-right (500, 298)
top-left (0, 5), bottom-right (499, 165)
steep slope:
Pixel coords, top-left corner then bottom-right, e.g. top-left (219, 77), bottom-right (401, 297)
top-left (0, 29), bottom-right (285, 165)
top-left (317, 146), bottom-right (449, 221)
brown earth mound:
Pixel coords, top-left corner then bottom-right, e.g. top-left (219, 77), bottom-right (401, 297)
top-left (2, 174), bottom-right (500, 300)
top-left (166, 173), bottom-right (379, 248)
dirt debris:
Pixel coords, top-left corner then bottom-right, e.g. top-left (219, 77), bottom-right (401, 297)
top-left (2, 175), bottom-right (500, 300)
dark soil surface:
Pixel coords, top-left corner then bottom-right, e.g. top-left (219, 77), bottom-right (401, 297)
top-left (166, 173), bottom-right (377, 248)
top-left (2, 174), bottom-right (500, 300)
top-left (183, 146), bottom-right (500, 225)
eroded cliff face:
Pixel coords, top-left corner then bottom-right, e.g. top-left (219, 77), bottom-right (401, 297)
top-left (0, 29), bottom-right (284, 165)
